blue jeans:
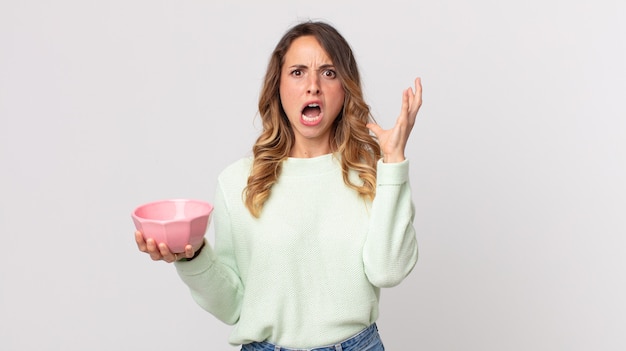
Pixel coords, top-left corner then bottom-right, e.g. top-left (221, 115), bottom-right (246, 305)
top-left (240, 323), bottom-right (384, 351)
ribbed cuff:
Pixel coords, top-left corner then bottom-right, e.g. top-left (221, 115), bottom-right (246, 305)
top-left (376, 158), bottom-right (409, 185)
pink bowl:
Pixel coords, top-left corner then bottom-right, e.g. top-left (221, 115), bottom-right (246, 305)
top-left (131, 199), bottom-right (213, 253)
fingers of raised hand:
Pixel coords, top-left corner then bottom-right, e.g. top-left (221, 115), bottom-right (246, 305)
top-left (396, 89), bottom-right (415, 133)
top-left (400, 78), bottom-right (422, 131)
top-left (409, 77), bottom-right (423, 116)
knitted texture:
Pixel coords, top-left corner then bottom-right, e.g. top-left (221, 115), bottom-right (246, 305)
top-left (175, 153), bottom-right (417, 348)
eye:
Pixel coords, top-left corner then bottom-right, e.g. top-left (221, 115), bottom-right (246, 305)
top-left (322, 69), bottom-right (337, 79)
top-left (290, 69), bottom-right (303, 77)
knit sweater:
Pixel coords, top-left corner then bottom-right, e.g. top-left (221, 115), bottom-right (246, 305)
top-left (174, 153), bottom-right (418, 348)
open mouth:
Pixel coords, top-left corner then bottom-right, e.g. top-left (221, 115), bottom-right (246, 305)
top-left (301, 103), bottom-right (322, 124)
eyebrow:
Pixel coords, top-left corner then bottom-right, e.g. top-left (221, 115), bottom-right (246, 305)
top-left (287, 63), bottom-right (336, 71)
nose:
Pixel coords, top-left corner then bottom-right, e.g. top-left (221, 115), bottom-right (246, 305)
top-left (307, 74), bottom-right (320, 95)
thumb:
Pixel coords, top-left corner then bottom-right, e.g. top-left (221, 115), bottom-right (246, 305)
top-left (366, 123), bottom-right (383, 138)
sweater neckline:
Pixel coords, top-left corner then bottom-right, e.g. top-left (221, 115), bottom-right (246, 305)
top-left (281, 153), bottom-right (339, 177)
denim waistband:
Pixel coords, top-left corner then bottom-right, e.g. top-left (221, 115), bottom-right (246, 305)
top-left (242, 323), bottom-right (379, 351)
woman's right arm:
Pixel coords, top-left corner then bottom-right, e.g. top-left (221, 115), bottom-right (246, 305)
top-left (172, 184), bottom-right (244, 325)
top-left (135, 184), bottom-right (244, 325)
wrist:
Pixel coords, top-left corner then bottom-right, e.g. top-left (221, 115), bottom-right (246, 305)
top-left (383, 154), bottom-right (406, 163)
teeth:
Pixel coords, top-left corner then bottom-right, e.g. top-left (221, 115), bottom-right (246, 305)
top-left (302, 114), bottom-right (319, 122)
top-left (302, 103), bottom-right (321, 123)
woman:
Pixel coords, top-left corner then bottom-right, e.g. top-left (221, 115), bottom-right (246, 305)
top-left (136, 20), bottom-right (422, 350)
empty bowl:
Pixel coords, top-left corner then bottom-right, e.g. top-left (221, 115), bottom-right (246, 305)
top-left (132, 199), bottom-right (213, 253)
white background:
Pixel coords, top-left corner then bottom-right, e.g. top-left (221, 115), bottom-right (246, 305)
top-left (1, 0), bottom-right (625, 350)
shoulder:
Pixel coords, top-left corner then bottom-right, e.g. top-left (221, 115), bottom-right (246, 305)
top-left (217, 156), bottom-right (253, 189)
top-left (219, 157), bottom-right (253, 177)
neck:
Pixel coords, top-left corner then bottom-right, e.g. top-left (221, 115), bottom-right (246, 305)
top-left (289, 141), bottom-right (333, 158)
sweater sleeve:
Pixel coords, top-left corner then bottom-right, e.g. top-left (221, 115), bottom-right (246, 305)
top-left (174, 182), bottom-right (244, 324)
top-left (363, 158), bottom-right (418, 288)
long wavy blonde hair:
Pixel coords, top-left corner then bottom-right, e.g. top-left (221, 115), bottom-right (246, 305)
top-left (244, 21), bottom-right (381, 217)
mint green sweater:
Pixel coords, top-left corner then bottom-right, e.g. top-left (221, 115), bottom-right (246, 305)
top-left (175, 153), bottom-right (418, 348)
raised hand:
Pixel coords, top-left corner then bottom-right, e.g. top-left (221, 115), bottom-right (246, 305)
top-left (366, 77), bottom-right (422, 163)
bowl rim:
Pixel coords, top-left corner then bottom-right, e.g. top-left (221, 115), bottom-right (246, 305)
top-left (132, 199), bottom-right (213, 223)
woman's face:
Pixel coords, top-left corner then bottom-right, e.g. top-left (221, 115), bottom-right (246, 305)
top-left (279, 35), bottom-right (345, 157)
